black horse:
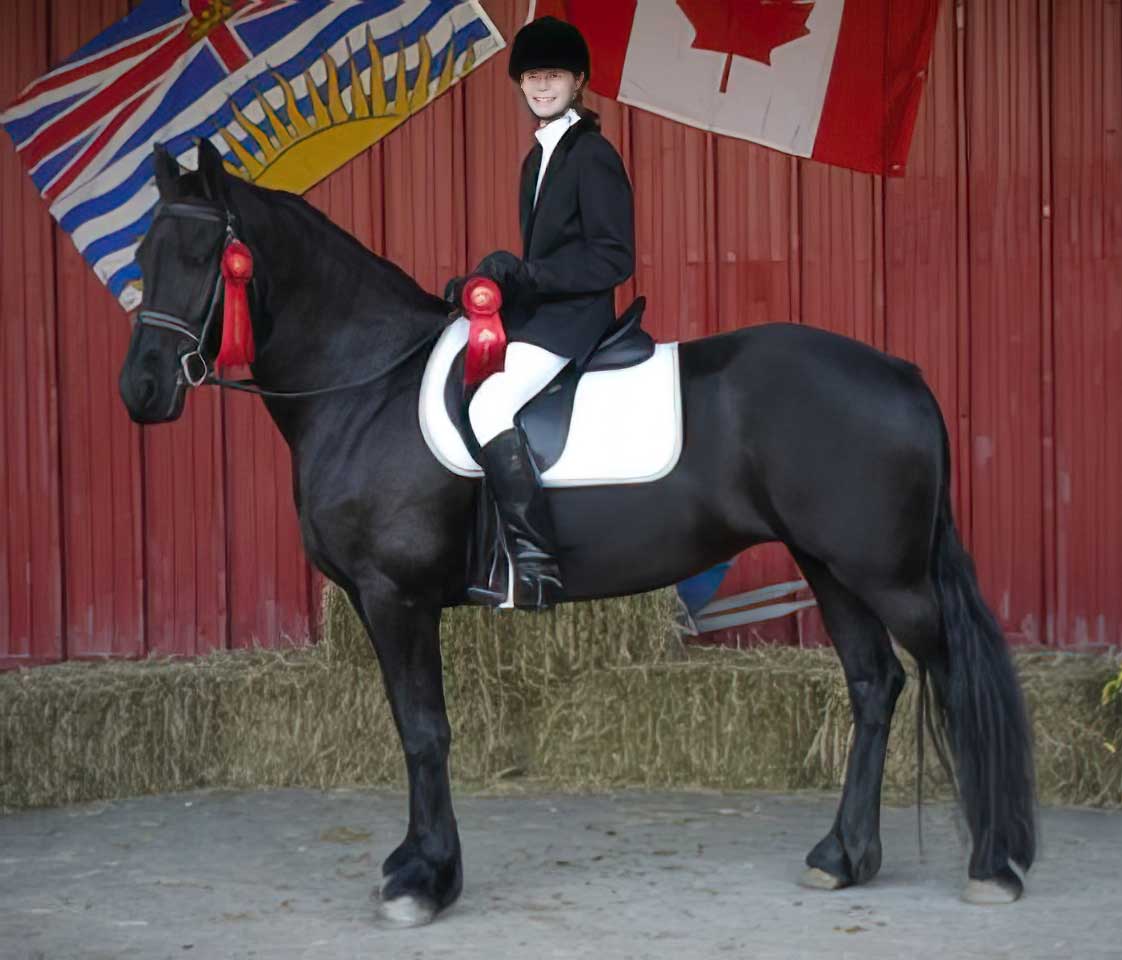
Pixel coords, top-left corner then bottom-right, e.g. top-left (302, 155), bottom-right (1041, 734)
top-left (119, 140), bottom-right (1036, 925)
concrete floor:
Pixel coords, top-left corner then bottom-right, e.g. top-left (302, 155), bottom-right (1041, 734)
top-left (1, 787), bottom-right (1119, 960)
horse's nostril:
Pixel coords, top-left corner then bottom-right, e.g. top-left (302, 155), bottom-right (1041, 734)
top-left (139, 377), bottom-right (157, 408)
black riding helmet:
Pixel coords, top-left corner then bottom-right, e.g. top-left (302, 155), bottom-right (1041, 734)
top-left (507, 15), bottom-right (590, 83)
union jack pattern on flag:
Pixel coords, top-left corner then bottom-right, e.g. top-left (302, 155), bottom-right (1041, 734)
top-left (0, 0), bottom-right (505, 311)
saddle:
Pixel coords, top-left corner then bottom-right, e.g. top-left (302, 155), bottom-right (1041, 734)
top-left (443, 296), bottom-right (656, 472)
top-left (417, 297), bottom-right (682, 607)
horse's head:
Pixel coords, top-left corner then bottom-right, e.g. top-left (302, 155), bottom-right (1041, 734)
top-left (118, 139), bottom-right (239, 423)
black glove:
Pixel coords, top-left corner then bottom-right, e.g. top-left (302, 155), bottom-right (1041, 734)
top-left (472, 250), bottom-right (536, 305)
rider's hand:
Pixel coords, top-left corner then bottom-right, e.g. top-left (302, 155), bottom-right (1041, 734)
top-left (473, 250), bottom-right (535, 304)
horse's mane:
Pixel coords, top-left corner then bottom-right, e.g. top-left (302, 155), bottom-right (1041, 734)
top-left (227, 175), bottom-right (449, 317)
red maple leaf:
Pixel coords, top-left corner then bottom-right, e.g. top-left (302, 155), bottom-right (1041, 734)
top-left (676, 0), bottom-right (815, 93)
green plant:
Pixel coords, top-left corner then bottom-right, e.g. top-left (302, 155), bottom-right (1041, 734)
top-left (1103, 665), bottom-right (1122, 707)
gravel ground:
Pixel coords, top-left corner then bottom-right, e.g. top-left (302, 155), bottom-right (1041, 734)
top-left (1, 787), bottom-right (1118, 960)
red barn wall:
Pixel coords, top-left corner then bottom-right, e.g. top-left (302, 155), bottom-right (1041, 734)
top-left (2, 0), bottom-right (1119, 666)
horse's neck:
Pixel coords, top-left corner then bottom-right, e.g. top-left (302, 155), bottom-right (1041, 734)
top-left (243, 192), bottom-right (441, 368)
top-left (235, 187), bottom-right (445, 443)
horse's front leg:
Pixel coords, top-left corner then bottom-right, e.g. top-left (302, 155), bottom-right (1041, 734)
top-left (352, 576), bottom-right (462, 927)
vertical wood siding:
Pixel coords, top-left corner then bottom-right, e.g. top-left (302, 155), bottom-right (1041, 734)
top-left (2, 0), bottom-right (1118, 665)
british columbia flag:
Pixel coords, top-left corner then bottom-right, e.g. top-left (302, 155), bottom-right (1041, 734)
top-left (1, 0), bottom-right (504, 310)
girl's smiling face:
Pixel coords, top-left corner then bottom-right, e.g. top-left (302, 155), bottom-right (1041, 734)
top-left (519, 68), bottom-right (584, 122)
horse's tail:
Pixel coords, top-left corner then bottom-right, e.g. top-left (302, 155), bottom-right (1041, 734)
top-left (921, 414), bottom-right (1037, 879)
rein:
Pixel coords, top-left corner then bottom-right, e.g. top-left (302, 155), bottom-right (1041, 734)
top-left (137, 199), bottom-right (445, 400)
top-left (206, 329), bottom-right (443, 399)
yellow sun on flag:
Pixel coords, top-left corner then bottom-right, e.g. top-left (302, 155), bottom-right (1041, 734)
top-left (218, 27), bottom-right (474, 193)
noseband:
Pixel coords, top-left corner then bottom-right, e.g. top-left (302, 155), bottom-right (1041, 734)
top-left (134, 199), bottom-right (444, 400)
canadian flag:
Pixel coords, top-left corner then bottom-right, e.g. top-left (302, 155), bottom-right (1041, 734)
top-left (526, 0), bottom-right (940, 175)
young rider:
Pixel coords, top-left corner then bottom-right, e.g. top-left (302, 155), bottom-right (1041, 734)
top-left (445, 15), bottom-right (636, 610)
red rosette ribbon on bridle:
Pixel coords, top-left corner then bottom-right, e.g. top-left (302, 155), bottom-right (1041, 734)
top-left (215, 239), bottom-right (255, 372)
top-left (462, 276), bottom-right (507, 387)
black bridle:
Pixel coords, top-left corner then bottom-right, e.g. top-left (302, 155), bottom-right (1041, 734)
top-left (137, 200), bottom-right (234, 389)
top-left (136, 199), bottom-right (444, 400)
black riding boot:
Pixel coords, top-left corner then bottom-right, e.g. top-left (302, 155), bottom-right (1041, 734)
top-left (478, 427), bottom-right (565, 610)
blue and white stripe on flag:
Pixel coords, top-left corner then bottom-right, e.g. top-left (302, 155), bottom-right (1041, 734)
top-left (1, 0), bottom-right (505, 310)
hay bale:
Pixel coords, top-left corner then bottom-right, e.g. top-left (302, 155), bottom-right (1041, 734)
top-left (883, 649), bottom-right (1122, 806)
top-left (0, 586), bottom-right (681, 812)
top-left (1016, 650), bottom-right (1122, 806)
top-left (0, 648), bottom-right (395, 810)
top-left (322, 581), bottom-right (685, 680)
top-left (319, 584), bottom-right (686, 781)
top-left (530, 648), bottom-right (848, 791)
top-left (526, 644), bottom-right (1122, 808)
top-left (3, 581), bottom-right (1119, 812)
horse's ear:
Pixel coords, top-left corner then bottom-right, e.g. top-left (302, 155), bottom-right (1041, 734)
top-left (195, 137), bottom-right (228, 204)
top-left (153, 143), bottom-right (179, 198)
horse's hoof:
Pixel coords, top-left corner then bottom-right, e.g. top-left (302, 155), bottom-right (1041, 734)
top-left (961, 876), bottom-right (1023, 905)
top-left (799, 867), bottom-right (850, 891)
top-left (375, 877), bottom-right (438, 927)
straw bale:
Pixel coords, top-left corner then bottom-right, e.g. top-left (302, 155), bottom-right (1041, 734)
top-left (3, 584), bottom-right (1119, 812)
top-left (528, 644), bottom-right (1122, 807)
top-left (0, 587), bottom-right (682, 811)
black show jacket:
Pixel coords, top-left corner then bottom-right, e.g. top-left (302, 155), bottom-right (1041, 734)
top-left (506, 113), bottom-right (636, 360)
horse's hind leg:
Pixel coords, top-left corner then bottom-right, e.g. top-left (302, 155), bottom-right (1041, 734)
top-left (865, 567), bottom-right (1033, 904)
top-left (791, 549), bottom-right (905, 890)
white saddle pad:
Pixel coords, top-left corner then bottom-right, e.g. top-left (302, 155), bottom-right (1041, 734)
top-left (418, 318), bottom-right (683, 487)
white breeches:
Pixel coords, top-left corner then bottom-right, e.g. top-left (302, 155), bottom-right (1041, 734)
top-left (468, 341), bottom-right (571, 446)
